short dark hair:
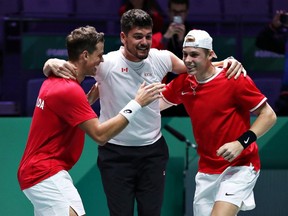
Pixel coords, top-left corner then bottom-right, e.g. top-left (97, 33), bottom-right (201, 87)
top-left (66, 25), bottom-right (104, 61)
top-left (120, 9), bottom-right (153, 35)
top-left (168, 0), bottom-right (189, 9)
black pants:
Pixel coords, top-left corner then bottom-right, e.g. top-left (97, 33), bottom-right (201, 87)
top-left (97, 136), bottom-right (169, 216)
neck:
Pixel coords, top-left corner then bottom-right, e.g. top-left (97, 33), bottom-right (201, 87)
top-left (121, 46), bottom-right (142, 62)
top-left (69, 61), bottom-right (84, 83)
top-left (195, 65), bottom-right (216, 81)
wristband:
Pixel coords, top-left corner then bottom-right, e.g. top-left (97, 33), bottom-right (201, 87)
top-left (119, 100), bottom-right (141, 122)
top-left (237, 130), bottom-right (257, 149)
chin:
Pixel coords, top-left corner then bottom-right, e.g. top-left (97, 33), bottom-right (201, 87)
top-left (138, 49), bottom-right (149, 55)
top-left (138, 53), bottom-right (149, 60)
top-left (187, 69), bottom-right (195, 74)
top-left (92, 69), bottom-right (97, 75)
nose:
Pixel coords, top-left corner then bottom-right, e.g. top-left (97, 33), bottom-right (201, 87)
top-left (184, 55), bottom-right (193, 63)
top-left (140, 37), bottom-right (148, 44)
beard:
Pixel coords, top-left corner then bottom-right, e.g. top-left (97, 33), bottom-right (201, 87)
top-left (127, 44), bottom-right (150, 60)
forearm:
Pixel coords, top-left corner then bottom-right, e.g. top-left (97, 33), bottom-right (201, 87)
top-left (212, 61), bottom-right (223, 67)
top-left (93, 115), bottom-right (129, 145)
top-left (80, 115), bottom-right (128, 146)
top-left (43, 59), bottom-right (53, 77)
top-left (81, 100), bottom-right (142, 145)
top-left (42, 58), bottom-right (67, 77)
top-left (212, 56), bottom-right (235, 68)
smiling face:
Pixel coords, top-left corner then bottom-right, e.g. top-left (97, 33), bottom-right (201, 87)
top-left (120, 26), bottom-right (153, 62)
top-left (120, 9), bottom-right (153, 62)
top-left (182, 30), bottom-right (217, 80)
top-left (83, 42), bottom-right (104, 77)
top-left (66, 26), bottom-right (105, 81)
top-left (182, 47), bottom-right (209, 75)
top-left (182, 46), bottom-right (217, 82)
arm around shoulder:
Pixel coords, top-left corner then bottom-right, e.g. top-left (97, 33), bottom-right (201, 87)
top-left (43, 58), bottom-right (65, 77)
top-left (43, 58), bottom-right (76, 79)
top-left (169, 51), bottom-right (187, 74)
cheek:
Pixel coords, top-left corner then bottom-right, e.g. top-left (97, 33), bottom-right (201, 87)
top-left (96, 57), bottom-right (102, 64)
top-left (91, 57), bottom-right (100, 64)
top-left (183, 56), bottom-right (191, 62)
top-left (128, 40), bottom-right (138, 47)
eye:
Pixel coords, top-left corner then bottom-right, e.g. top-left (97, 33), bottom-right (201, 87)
top-left (145, 35), bottom-right (152, 40)
top-left (133, 34), bottom-right (152, 40)
top-left (134, 35), bottom-right (143, 40)
top-left (191, 53), bottom-right (198, 58)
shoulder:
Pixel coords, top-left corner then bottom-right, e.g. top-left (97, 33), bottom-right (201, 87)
top-left (50, 78), bottom-right (84, 99)
top-left (168, 73), bottom-right (189, 87)
top-left (217, 68), bottom-right (248, 84)
top-left (149, 48), bottom-right (170, 60)
top-left (100, 51), bottom-right (120, 69)
top-left (149, 48), bottom-right (169, 55)
top-left (103, 50), bottom-right (120, 61)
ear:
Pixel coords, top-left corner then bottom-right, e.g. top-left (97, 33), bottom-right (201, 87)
top-left (82, 50), bottom-right (89, 60)
top-left (120, 32), bottom-right (126, 45)
top-left (208, 50), bottom-right (216, 60)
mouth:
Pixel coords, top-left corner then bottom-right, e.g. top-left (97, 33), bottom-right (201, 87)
top-left (137, 45), bottom-right (149, 51)
top-left (186, 65), bottom-right (197, 74)
top-left (186, 65), bottom-right (195, 71)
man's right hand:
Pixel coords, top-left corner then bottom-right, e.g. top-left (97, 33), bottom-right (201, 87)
top-left (135, 82), bottom-right (166, 107)
top-left (43, 58), bottom-right (77, 80)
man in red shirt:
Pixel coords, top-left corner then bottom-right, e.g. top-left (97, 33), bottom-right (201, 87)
top-left (17, 25), bottom-right (165, 216)
top-left (160, 29), bottom-right (277, 216)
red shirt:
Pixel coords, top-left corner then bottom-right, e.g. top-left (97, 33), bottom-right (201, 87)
top-left (162, 70), bottom-right (266, 174)
top-left (18, 77), bottom-right (96, 190)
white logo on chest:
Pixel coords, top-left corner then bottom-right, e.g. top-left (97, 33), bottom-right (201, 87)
top-left (144, 72), bottom-right (152, 77)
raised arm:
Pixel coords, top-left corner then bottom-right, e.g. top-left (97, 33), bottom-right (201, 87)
top-left (79, 82), bottom-right (165, 145)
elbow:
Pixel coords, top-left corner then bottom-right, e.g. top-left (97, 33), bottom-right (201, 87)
top-left (93, 135), bottom-right (110, 146)
top-left (271, 111), bottom-right (277, 126)
top-left (266, 107), bottom-right (277, 128)
top-left (263, 103), bottom-right (277, 126)
top-left (97, 139), bottom-right (107, 146)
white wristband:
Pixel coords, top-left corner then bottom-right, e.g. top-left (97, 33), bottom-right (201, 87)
top-left (119, 100), bottom-right (142, 122)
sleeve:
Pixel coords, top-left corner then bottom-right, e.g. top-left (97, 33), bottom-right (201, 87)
top-left (150, 49), bottom-right (173, 80)
top-left (234, 75), bottom-right (267, 112)
top-left (48, 83), bottom-right (96, 126)
top-left (162, 75), bottom-right (184, 105)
